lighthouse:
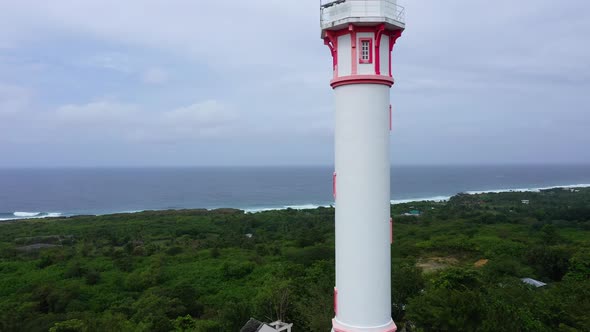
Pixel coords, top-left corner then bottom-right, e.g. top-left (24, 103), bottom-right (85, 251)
top-left (321, 1), bottom-right (405, 331)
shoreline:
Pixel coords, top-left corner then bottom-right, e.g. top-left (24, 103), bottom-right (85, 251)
top-left (2, 183), bottom-right (589, 222)
top-left (233, 183), bottom-right (590, 213)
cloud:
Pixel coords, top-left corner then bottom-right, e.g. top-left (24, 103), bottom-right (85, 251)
top-left (82, 53), bottom-right (133, 73)
top-left (142, 67), bottom-right (169, 84)
top-left (56, 101), bottom-right (138, 124)
top-left (0, 0), bottom-right (589, 166)
top-left (162, 100), bottom-right (235, 127)
top-left (0, 83), bottom-right (31, 115)
top-left (0, 41), bottom-right (13, 49)
top-left (82, 54), bottom-right (172, 86)
top-left (132, 100), bottom-right (239, 143)
top-left (50, 99), bottom-right (238, 144)
top-left (0, 0), bottom-right (317, 69)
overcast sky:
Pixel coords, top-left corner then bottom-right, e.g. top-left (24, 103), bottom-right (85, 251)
top-left (0, 0), bottom-right (588, 167)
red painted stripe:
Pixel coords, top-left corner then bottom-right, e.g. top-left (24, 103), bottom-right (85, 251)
top-left (324, 31), bottom-right (338, 79)
top-left (350, 25), bottom-right (357, 75)
top-left (389, 105), bottom-right (392, 131)
top-left (333, 172), bottom-right (337, 200)
top-left (334, 287), bottom-right (338, 315)
top-left (390, 217), bottom-right (394, 244)
top-left (374, 24), bottom-right (385, 75)
top-left (388, 37), bottom-right (392, 78)
top-left (388, 31), bottom-right (403, 77)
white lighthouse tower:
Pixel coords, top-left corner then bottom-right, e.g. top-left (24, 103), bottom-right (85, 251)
top-left (320, 1), bottom-right (405, 331)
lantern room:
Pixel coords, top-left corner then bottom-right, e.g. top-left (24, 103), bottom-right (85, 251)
top-left (320, 0), bottom-right (405, 32)
top-left (320, 0), bottom-right (406, 87)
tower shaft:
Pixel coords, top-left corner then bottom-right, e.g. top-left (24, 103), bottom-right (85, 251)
top-left (334, 83), bottom-right (393, 331)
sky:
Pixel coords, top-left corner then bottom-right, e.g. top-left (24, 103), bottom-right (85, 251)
top-left (0, 0), bottom-right (589, 167)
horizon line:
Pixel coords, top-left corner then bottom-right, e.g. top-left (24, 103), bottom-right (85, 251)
top-left (1, 162), bottom-right (590, 170)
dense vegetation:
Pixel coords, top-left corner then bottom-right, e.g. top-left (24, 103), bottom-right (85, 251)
top-left (0, 188), bottom-right (589, 331)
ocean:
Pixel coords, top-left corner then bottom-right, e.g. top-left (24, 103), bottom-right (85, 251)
top-left (1, 165), bottom-right (589, 221)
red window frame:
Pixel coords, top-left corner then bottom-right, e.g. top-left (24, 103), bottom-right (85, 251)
top-left (359, 38), bottom-right (373, 64)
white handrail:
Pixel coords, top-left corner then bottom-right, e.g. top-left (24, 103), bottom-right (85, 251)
top-left (320, 0), bottom-right (405, 27)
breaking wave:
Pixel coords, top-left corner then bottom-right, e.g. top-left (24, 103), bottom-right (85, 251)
top-left (1, 184), bottom-right (588, 219)
top-left (14, 212), bottom-right (41, 217)
top-left (245, 204), bottom-right (329, 213)
top-left (0, 212), bottom-right (63, 221)
top-left (391, 196), bottom-right (451, 204)
top-left (464, 183), bottom-right (590, 195)
top-left (246, 184), bottom-right (590, 213)
top-left (390, 183), bottom-right (590, 205)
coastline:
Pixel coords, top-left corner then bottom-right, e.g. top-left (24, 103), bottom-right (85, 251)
top-left (2, 183), bottom-right (589, 222)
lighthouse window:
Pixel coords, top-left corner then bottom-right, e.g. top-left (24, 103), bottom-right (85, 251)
top-left (359, 38), bottom-right (372, 64)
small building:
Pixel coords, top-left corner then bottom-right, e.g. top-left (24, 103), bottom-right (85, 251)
top-left (240, 318), bottom-right (293, 332)
top-left (521, 200), bottom-right (530, 205)
top-left (403, 210), bottom-right (421, 216)
top-left (521, 278), bottom-right (547, 288)
top-left (245, 233), bottom-right (253, 238)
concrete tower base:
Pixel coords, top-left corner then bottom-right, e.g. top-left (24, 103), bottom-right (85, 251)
top-left (332, 318), bottom-right (397, 332)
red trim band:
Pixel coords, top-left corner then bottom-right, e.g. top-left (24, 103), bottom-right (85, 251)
top-left (331, 75), bottom-right (394, 88)
top-left (332, 319), bottom-right (397, 332)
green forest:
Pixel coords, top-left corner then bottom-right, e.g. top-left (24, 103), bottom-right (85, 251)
top-left (0, 188), bottom-right (589, 331)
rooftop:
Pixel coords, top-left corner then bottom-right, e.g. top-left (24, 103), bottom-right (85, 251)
top-left (320, 0), bottom-right (405, 33)
top-left (240, 318), bottom-right (293, 332)
top-left (240, 318), bottom-right (264, 332)
top-left (521, 278), bottom-right (547, 288)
